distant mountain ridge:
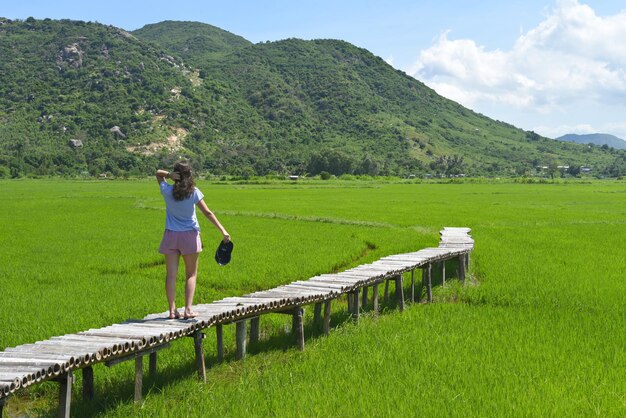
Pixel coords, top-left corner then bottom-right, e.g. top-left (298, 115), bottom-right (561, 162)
top-left (556, 133), bottom-right (626, 150)
top-left (132, 20), bottom-right (251, 66)
top-left (0, 17), bottom-right (624, 177)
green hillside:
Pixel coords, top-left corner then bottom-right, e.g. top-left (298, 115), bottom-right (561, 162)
top-left (0, 18), bottom-right (624, 177)
top-left (132, 20), bottom-right (251, 66)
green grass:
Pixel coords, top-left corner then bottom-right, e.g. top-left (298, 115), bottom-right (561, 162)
top-left (1, 179), bottom-right (625, 416)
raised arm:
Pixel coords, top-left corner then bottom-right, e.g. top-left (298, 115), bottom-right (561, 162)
top-left (156, 169), bottom-right (180, 184)
top-left (197, 199), bottom-right (230, 242)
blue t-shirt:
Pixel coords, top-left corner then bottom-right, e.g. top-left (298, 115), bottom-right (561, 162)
top-left (160, 182), bottom-right (204, 231)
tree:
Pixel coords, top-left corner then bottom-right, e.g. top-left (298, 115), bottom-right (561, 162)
top-left (547, 161), bottom-right (559, 179)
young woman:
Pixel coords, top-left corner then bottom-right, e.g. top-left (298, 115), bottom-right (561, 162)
top-left (156, 161), bottom-right (230, 319)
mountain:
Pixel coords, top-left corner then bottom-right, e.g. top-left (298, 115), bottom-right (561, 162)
top-left (132, 21), bottom-right (251, 66)
top-left (0, 18), bottom-right (624, 178)
top-left (556, 133), bottom-right (626, 150)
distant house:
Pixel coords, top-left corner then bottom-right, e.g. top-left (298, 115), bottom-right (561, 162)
top-left (68, 139), bottom-right (83, 148)
top-left (289, 175), bottom-right (299, 180)
top-left (580, 166), bottom-right (592, 173)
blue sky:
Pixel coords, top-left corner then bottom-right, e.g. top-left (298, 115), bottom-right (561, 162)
top-left (3, 1), bottom-right (626, 141)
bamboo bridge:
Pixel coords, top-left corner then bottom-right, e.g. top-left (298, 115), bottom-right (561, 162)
top-left (0, 227), bottom-right (473, 417)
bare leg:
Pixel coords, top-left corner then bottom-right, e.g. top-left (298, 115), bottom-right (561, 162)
top-left (165, 253), bottom-right (180, 318)
top-left (182, 252), bottom-right (199, 318)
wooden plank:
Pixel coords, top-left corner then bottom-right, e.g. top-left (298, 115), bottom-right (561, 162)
top-left (82, 366), bottom-right (93, 400)
top-left (51, 335), bottom-right (135, 352)
top-left (0, 373), bottom-right (28, 388)
top-left (79, 331), bottom-right (151, 347)
top-left (0, 367), bottom-right (44, 383)
top-left (0, 351), bottom-right (75, 362)
top-left (281, 283), bottom-right (342, 295)
top-left (282, 282), bottom-right (345, 292)
top-left (10, 341), bottom-right (104, 360)
top-left (291, 280), bottom-right (353, 290)
top-left (0, 353), bottom-right (73, 370)
top-left (0, 359), bottom-right (61, 376)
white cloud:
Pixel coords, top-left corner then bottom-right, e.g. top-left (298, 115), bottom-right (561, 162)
top-left (407, 0), bottom-right (626, 136)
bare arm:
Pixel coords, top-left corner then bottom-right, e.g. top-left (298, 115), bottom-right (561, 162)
top-left (197, 199), bottom-right (230, 242)
top-left (156, 169), bottom-right (180, 184)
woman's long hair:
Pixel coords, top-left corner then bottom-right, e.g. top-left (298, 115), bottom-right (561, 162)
top-left (172, 161), bottom-right (195, 201)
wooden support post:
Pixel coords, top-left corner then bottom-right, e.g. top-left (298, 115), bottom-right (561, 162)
top-left (134, 356), bottom-right (142, 403)
top-left (149, 352), bottom-right (157, 377)
top-left (216, 324), bottom-right (224, 362)
top-left (250, 317), bottom-right (260, 345)
top-left (361, 286), bottom-right (368, 309)
top-left (426, 263), bottom-right (433, 303)
top-left (410, 270), bottom-right (415, 303)
top-left (293, 308), bottom-right (305, 351)
top-left (421, 267), bottom-right (427, 302)
top-left (347, 292), bottom-right (353, 313)
top-left (458, 254), bottom-right (466, 284)
top-left (236, 320), bottom-right (247, 360)
top-left (395, 274), bottom-right (405, 312)
top-left (323, 300), bottom-right (332, 336)
top-left (193, 331), bottom-right (206, 383)
top-left (352, 290), bottom-right (360, 321)
top-left (57, 371), bottom-right (73, 418)
top-left (313, 303), bottom-right (322, 329)
top-left (442, 260), bottom-right (446, 285)
top-left (0, 397), bottom-right (4, 418)
top-left (384, 279), bottom-right (390, 303)
top-left (82, 366), bottom-right (94, 400)
top-left (372, 283), bottom-right (379, 313)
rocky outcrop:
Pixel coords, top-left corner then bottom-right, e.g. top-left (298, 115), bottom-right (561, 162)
top-left (109, 126), bottom-right (126, 138)
top-left (58, 43), bottom-right (84, 68)
top-left (68, 139), bottom-right (83, 148)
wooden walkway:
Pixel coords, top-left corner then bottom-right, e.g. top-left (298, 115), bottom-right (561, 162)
top-left (0, 227), bottom-right (473, 417)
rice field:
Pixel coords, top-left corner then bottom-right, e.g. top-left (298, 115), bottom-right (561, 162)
top-left (1, 179), bottom-right (624, 416)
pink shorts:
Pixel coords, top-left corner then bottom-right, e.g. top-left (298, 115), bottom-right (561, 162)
top-left (159, 230), bottom-right (203, 255)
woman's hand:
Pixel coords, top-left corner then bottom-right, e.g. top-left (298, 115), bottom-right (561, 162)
top-left (222, 232), bottom-right (231, 243)
top-left (170, 172), bottom-right (181, 181)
